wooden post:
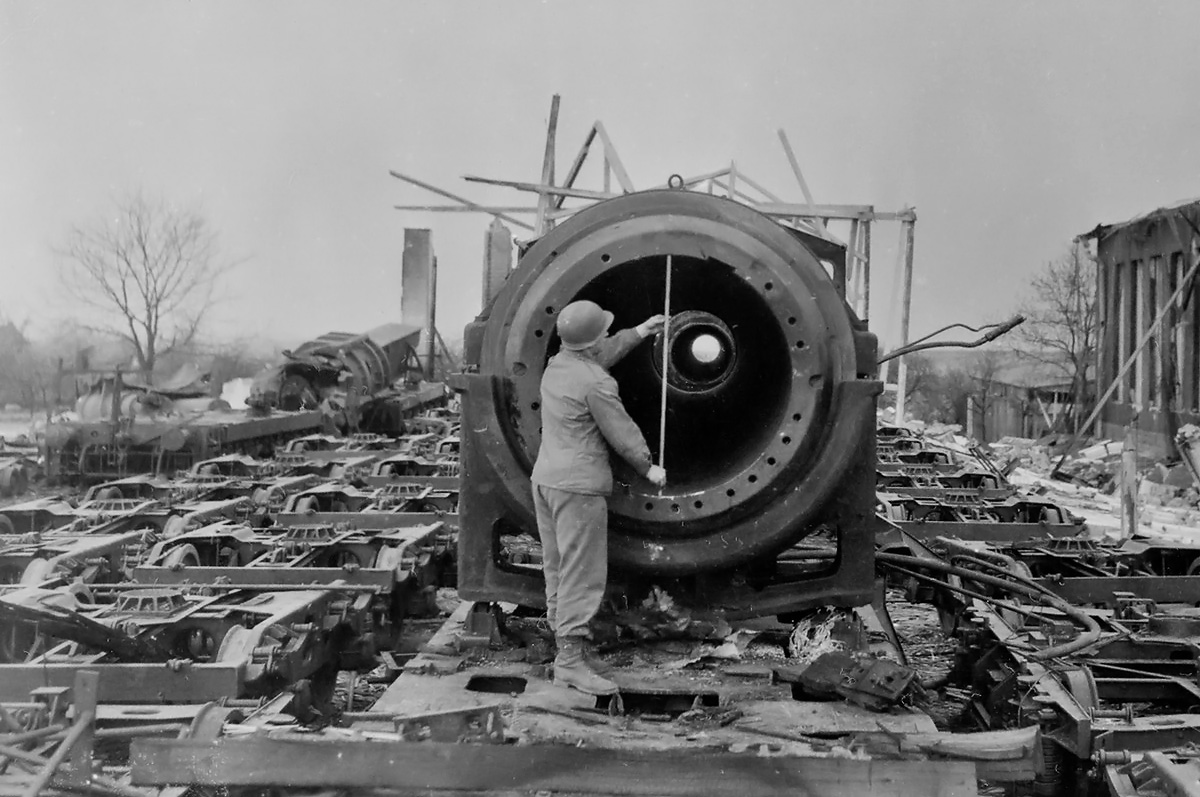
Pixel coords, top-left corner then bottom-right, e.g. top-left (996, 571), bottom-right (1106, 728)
top-left (1138, 258), bottom-right (1152, 409)
top-left (894, 217), bottom-right (916, 425)
top-left (22, 670), bottom-right (97, 797)
top-left (777, 130), bottom-right (827, 234)
top-left (1121, 425), bottom-right (1140, 539)
top-left (426, 256), bottom-right (438, 382)
top-left (534, 95), bottom-right (560, 238)
top-left (65, 670), bottom-right (97, 787)
top-left (862, 219), bottom-right (872, 322)
top-left (847, 219), bottom-right (861, 315)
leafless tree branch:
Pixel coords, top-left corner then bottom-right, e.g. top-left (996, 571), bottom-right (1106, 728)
top-left (55, 190), bottom-right (233, 381)
top-left (1015, 243), bottom-right (1098, 432)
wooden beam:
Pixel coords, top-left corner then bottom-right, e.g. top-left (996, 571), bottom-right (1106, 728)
top-left (593, 121), bottom-right (634, 192)
top-left (389, 171), bottom-right (535, 232)
top-left (777, 129), bottom-right (828, 233)
top-left (554, 123), bottom-right (598, 210)
top-left (648, 167), bottom-right (731, 190)
top-left (847, 218), bottom-right (861, 316)
top-left (756, 202), bottom-right (893, 221)
top-left (895, 217), bottom-right (917, 424)
top-left (463, 176), bottom-right (616, 201)
top-left (862, 219), bottom-right (873, 321)
top-left (534, 94), bottom-right (560, 237)
top-left (545, 204), bottom-right (598, 222)
top-left (393, 205), bottom-right (538, 213)
top-left (735, 171), bottom-right (785, 203)
top-left (710, 177), bottom-right (761, 206)
top-left (131, 738), bottom-right (977, 797)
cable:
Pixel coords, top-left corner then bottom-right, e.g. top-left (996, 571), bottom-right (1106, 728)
top-left (874, 551), bottom-right (1101, 661)
top-left (877, 315), bottom-right (1026, 364)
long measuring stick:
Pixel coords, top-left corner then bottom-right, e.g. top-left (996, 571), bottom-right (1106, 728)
top-left (658, 255), bottom-right (672, 482)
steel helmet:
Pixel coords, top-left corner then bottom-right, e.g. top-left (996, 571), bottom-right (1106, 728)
top-left (557, 300), bottom-right (614, 350)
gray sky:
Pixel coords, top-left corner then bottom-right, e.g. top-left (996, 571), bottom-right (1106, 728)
top-left (3, 1), bottom-right (1199, 351)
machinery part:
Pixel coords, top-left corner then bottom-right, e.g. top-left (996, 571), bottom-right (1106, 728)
top-left (293, 495), bottom-right (319, 514)
top-left (458, 190), bottom-right (880, 616)
top-left (391, 705), bottom-right (507, 744)
top-left (20, 558), bottom-right (54, 586)
top-left (1034, 738), bottom-right (1065, 796)
top-left (162, 516), bottom-right (190, 539)
top-left (247, 325), bottom-right (424, 412)
top-left (163, 544), bottom-right (202, 570)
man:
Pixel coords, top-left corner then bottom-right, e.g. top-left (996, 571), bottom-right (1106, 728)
top-left (531, 300), bottom-right (667, 695)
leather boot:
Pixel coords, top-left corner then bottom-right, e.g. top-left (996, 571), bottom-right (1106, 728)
top-left (583, 640), bottom-right (614, 676)
top-left (553, 637), bottom-right (618, 695)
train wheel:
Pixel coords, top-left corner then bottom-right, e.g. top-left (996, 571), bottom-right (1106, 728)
top-left (163, 544), bottom-right (201, 570)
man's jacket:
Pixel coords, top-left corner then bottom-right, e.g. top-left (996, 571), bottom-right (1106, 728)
top-left (531, 329), bottom-right (653, 495)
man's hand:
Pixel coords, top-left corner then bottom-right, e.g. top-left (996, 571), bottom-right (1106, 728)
top-left (646, 465), bottom-right (667, 487)
top-left (636, 314), bottom-right (667, 339)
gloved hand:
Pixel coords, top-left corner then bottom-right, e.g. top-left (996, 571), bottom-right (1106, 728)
top-left (646, 465), bottom-right (667, 487)
top-left (636, 314), bottom-right (667, 339)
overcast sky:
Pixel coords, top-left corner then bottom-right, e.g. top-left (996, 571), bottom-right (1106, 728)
top-left (3, 1), bottom-right (1199, 352)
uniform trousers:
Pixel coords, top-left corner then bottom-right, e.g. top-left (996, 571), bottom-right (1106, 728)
top-left (533, 484), bottom-right (608, 639)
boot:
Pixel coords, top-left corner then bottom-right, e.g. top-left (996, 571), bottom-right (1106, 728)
top-left (583, 640), bottom-right (614, 676)
top-left (553, 637), bottom-right (618, 695)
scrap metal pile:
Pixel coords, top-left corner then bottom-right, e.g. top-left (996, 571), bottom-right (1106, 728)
top-left (43, 323), bottom-right (447, 482)
top-left (0, 412), bottom-right (462, 796)
top-left (13, 112), bottom-right (1200, 797)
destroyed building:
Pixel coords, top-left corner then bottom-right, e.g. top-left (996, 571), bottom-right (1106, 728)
top-left (1084, 198), bottom-right (1200, 454)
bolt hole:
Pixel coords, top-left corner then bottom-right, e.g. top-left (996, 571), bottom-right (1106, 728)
top-left (601, 253), bottom-right (611, 263)
top-left (787, 316), bottom-right (796, 325)
top-left (764, 281), bottom-right (774, 291)
top-left (545, 306), bottom-right (555, 315)
top-left (795, 340), bottom-right (805, 349)
top-left (694, 501), bottom-right (703, 509)
top-left (792, 413), bottom-right (801, 421)
top-left (531, 402), bottom-right (540, 411)
top-left (767, 457), bottom-right (776, 466)
top-left (748, 475), bottom-right (758, 484)
top-left (782, 436), bottom-right (791, 445)
top-left (534, 329), bottom-right (544, 338)
top-left (726, 489), bottom-right (735, 497)
top-left (671, 504), bottom-right (680, 513)
top-left (644, 502), bottom-right (654, 511)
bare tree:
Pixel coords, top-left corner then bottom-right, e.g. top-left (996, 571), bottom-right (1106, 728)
top-left (880, 353), bottom-right (938, 419)
top-left (57, 192), bottom-right (231, 381)
top-left (967, 350), bottom-right (1005, 442)
top-left (1016, 243), bottom-right (1098, 432)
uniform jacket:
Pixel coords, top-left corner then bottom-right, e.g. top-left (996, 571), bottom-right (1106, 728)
top-left (531, 328), bottom-right (654, 495)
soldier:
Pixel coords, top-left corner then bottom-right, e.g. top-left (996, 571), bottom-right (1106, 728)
top-left (531, 300), bottom-right (667, 694)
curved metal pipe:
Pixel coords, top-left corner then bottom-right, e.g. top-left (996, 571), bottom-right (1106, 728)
top-left (875, 551), bottom-right (1102, 662)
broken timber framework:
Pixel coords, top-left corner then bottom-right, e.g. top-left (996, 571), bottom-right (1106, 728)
top-left (390, 94), bottom-right (925, 421)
